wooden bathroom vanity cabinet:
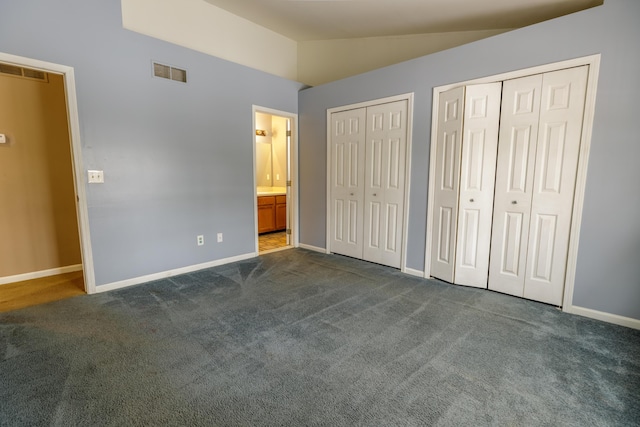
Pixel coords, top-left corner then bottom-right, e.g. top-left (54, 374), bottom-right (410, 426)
top-left (257, 195), bottom-right (286, 234)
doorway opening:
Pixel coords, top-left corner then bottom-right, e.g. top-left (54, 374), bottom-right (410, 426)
top-left (0, 52), bottom-right (95, 300)
top-left (252, 106), bottom-right (298, 254)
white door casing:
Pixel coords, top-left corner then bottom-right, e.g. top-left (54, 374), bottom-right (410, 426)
top-left (286, 118), bottom-right (291, 245)
top-left (252, 105), bottom-right (300, 253)
top-left (523, 66), bottom-right (588, 305)
top-left (0, 52), bottom-right (95, 293)
top-left (330, 108), bottom-right (367, 259)
top-left (362, 100), bottom-right (408, 268)
top-left (488, 74), bottom-right (544, 297)
top-left (454, 83), bottom-right (502, 288)
top-left (429, 86), bottom-right (465, 283)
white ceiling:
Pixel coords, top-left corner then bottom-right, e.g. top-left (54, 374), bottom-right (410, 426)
top-left (203, 0), bottom-right (602, 41)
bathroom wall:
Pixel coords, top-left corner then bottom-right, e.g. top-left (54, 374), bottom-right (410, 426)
top-left (255, 113), bottom-right (288, 190)
top-left (255, 112), bottom-right (273, 187)
top-left (271, 116), bottom-right (288, 188)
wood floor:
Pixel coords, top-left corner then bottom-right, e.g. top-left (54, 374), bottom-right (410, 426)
top-left (0, 270), bottom-right (85, 313)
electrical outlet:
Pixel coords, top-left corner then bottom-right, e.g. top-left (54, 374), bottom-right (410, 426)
top-left (88, 170), bottom-right (104, 184)
top-left (197, 235), bottom-right (204, 246)
top-left (217, 233), bottom-right (223, 243)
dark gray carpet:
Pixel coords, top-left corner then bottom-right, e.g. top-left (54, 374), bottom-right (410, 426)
top-left (1, 249), bottom-right (639, 426)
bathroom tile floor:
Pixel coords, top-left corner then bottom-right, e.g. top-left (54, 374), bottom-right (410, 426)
top-left (259, 231), bottom-right (287, 252)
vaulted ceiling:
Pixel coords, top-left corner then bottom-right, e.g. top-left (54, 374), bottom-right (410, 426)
top-left (203, 0), bottom-right (602, 41)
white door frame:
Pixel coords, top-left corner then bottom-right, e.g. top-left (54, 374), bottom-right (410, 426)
top-left (0, 51), bottom-right (97, 294)
top-left (326, 92), bottom-right (415, 273)
top-left (252, 105), bottom-right (299, 253)
top-left (424, 54), bottom-right (601, 311)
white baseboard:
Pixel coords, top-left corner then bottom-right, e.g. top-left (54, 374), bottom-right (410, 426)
top-left (0, 264), bottom-right (83, 286)
top-left (564, 305), bottom-right (640, 330)
top-left (298, 243), bottom-right (328, 254)
top-left (95, 252), bottom-right (257, 294)
top-left (403, 267), bottom-right (425, 278)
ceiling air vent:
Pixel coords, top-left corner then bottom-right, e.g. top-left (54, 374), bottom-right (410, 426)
top-left (153, 62), bottom-right (187, 83)
top-left (0, 63), bottom-right (48, 82)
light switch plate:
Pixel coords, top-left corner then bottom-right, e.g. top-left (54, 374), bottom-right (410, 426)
top-left (0, 134), bottom-right (6, 144)
top-left (88, 170), bottom-right (104, 183)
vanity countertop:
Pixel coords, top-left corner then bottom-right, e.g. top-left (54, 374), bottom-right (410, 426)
top-left (257, 187), bottom-right (286, 196)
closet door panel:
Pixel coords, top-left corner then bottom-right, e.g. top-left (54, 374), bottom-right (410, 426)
top-left (523, 66), bottom-right (588, 305)
top-left (430, 87), bottom-right (465, 282)
top-left (363, 100), bottom-right (407, 268)
top-left (454, 82), bottom-right (502, 288)
top-left (330, 108), bottom-right (366, 258)
top-left (489, 74), bottom-right (543, 297)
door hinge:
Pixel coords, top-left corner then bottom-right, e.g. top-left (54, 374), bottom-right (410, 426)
top-left (286, 229), bottom-right (292, 235)
top-left (286, 130), bottom-right (292, 137)
top-left (286, 180), bottom-right (292, 187)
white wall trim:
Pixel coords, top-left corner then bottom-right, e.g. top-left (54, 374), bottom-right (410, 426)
top-left (400, 93), bottom-right (415, 274)
top-left (0, 51), bottom-right (96, 294)
top-left (298, 243), bottom-right (328, 253)
top-left (95, 252), bottom-right (256, 293)
top-left (325, 92), bottom-right (415, 268)
top-left (561, 55), bottom-right (601, 310)
top-left (404, 267), bottom-right (425, 278)
top-left (252, 106), bottom-right (300, 254)
top-left (0, 265), bottom-right (83, 286)
top-left (424, 54), bottom-right (601, 311)
top-left (565, 305), bottom-right (640, 330)
top-left (424, 85), bottom-right (441, 279)
top-left (431, 55), bottom-right (602, 93)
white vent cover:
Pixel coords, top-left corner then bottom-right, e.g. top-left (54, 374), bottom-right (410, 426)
top-left (153, 62), bottom-right (187, 83)
top-left (0, 63), bottom-right (48, 82)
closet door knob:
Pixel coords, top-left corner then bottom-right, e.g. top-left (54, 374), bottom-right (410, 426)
top-left (350, 193), bottom-right (354, 196)
top-left (511, 200), bottom-right (518, 205)
top-left (469, 198), bottom-right (474, 203)
top-left (373, 193), bottom-right (377, 197)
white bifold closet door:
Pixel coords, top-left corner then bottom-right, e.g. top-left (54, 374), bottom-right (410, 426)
top-left (330, 108), bottom-right (366, 259)
top-left (489, 66), bottom-right (588, 306)
top-left (430, 83), bottom-right (502, 287)
top-left (330, 100), bottom-right (408, 268)
top-left (430, 66), bottom-right (588, 306)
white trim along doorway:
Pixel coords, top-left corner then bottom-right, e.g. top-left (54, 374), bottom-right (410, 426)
top-left (326, 93), bottom-right (415, 272)
top-left (252, 105), bottom-right (299, 254)
top-left (424, 54), bottom-right (600, 311)
top-left (0, 51), bottom-right (97, 294)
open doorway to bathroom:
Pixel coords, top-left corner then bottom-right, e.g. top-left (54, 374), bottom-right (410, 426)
top-left (253, 106), bottom-right (298, 254)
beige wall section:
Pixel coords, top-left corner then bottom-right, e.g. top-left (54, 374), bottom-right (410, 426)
top-left (121, 0), bottom-right (298, 81)
top-left (255, 112), bottom-right (273, 187)
top-left (271, 116), bottom-right (288, 188)
top-left (298, 29), bottom-right (511, 86)
top-left (0, 72), bottom-right (82, 277)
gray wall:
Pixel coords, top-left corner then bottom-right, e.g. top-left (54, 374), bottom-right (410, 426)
top-left (0, 0), bottom-right (303, 286)
top-left (298, 0), bottom-right (640, 320)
